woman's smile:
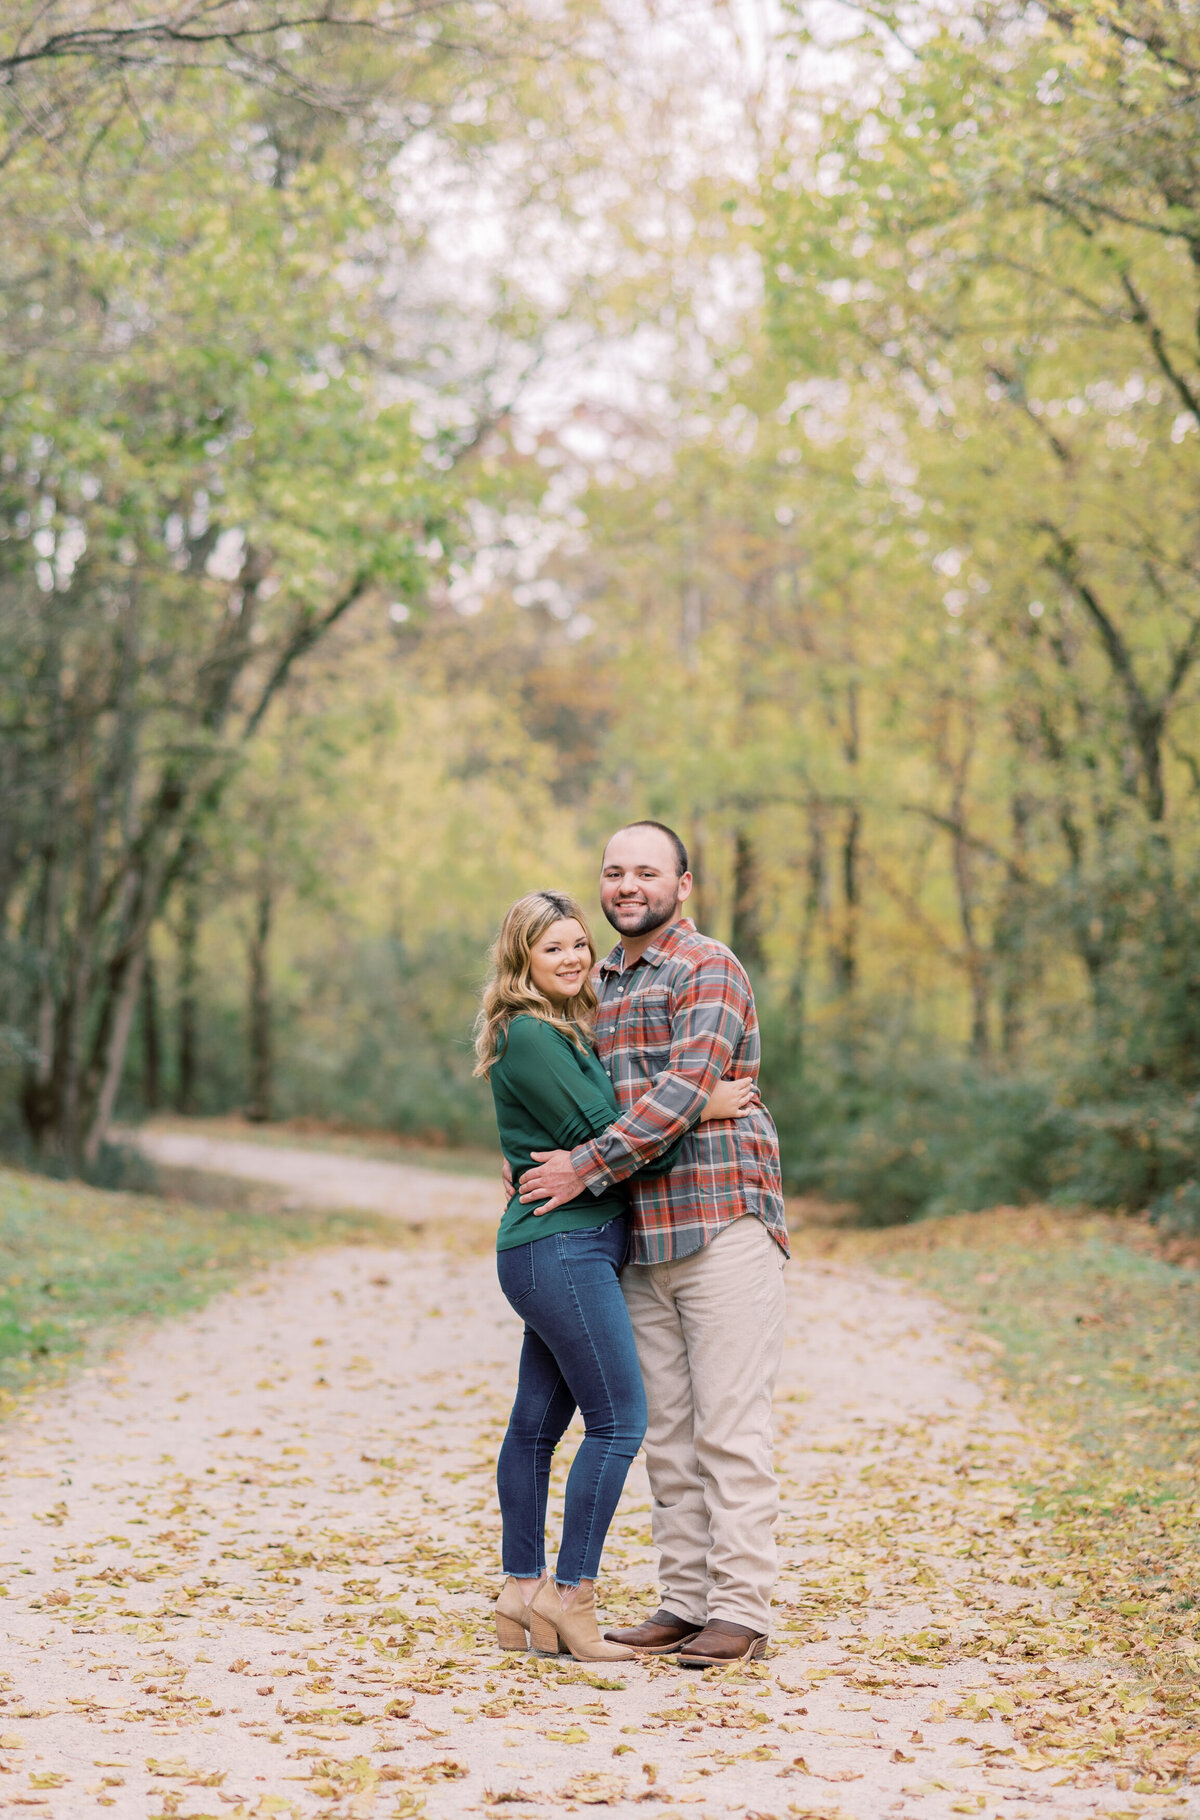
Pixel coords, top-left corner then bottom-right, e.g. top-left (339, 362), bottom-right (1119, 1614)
top-left (528, 918), bottom-right (592, 1005)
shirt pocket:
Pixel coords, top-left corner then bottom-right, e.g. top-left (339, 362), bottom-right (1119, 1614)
top-left (631, 984), bottom-right (673, 1068)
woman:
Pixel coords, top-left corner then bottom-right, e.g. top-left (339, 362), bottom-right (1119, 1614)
top-left (474, 890), bottom-right (751, 1662)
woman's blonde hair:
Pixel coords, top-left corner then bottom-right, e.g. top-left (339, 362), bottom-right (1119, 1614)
top-left (473, 890), bottom-right (599, 1076)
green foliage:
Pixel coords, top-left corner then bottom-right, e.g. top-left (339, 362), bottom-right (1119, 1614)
top-left (826, 1062), bottom-right (1065, 1226)
top-left (738, 0), bottom-right (1200, 1215)
top-left (280, 934), bottom-right (495, 1146)
top-left (763, 1013), bottom-right (1200, 1226)
top-left (3, 105), bottom-right (430, 616)
top-left (186, 932), bottom-right (496, 1147)
top-left (8, 0), bottom-right (1200, 1211)
top-left (1151, 1179), bottom-right (1200, 1239)
top-left (1050, 1094), bottom-right (1200, 1211)
top-left (0, 82), bottom-right (446, 1162)
top-left (1071, 853), bottom-right (1200, 1095)
top-left (764, 3), bottom-right (1200, 994)
top-left (760, 1020), bottom-right (1065, 1222)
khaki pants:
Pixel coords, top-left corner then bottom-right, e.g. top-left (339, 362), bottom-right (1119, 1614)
top-left (621, 1215), bottom-right (786, 1634)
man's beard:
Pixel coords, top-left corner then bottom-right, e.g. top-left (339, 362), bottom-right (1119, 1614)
top-left (602, 892), bottom-right (678, 936)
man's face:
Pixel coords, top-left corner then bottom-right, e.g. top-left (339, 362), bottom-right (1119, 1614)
top-left (600, 828), bottom-right (691, 938)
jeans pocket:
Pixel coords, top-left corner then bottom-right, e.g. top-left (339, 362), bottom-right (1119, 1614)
top-left (497, 1243), bottom-right (536, 1307)
top-left (591, 1213), bottom-right (631, 1270)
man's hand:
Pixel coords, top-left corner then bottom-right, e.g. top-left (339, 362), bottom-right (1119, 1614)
top-left (501, 1157), bottom-right (514, 1200)
top-left (518, 1149), bottom-right (585, 1215)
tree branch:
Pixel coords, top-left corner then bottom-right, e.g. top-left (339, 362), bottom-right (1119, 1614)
top-left (1037, 520), bottom-right (1170, 820)
top-left (861, 851), bottom-right (969, 968)
top-left (241, 570), bottom-right (371, 740)
top-left (1, 2), bottom-right (454, 75)
top-left (1168, 736), bottom-right (1200, 802)
top-left (1040, 186), bottom-right (1200, 250)
top-left (1040, 3), bottom-right (1200, 83)
top-left (987, 364), bottom-right (1072, 464)
top-left (1116, 267), bottom-right (1200, 423)
top-left (1038, 521), bottom-right (1151, 716)
top-left (899, 804), bottom-right (1037, 888)
top-left (1164, 611), bottom-right (1200, 708)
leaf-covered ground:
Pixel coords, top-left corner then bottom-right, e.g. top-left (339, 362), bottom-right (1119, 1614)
top-left (0, 1173), bottom-right (1197, 1820)
top-left (0, 1165), bottom-right (406, 1407)
top-left (798, 1209), bottom-right (1200, 1761)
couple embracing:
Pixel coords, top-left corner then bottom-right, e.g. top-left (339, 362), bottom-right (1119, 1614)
top-left (473, 821), bottom-right (789, 1668)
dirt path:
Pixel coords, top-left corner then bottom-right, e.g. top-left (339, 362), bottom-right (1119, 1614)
top-left (0, 1163), bottom-right (1193, 1819)
top-left (132, 1127), bottom-right (501, 1224)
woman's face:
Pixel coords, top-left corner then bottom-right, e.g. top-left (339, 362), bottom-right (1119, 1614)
top-left (528, 918), bottom-right (591, 1008)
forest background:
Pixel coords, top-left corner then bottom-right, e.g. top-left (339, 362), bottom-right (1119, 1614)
top-left (3, 0), bottom-right (1199, 1232)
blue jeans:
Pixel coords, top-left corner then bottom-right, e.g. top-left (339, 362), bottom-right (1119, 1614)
top-left (496, 1216), bottom-right (648, 1586)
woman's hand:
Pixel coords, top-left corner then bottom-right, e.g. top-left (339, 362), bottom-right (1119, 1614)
top-left (700, 1075), bottom-right (756, 1122)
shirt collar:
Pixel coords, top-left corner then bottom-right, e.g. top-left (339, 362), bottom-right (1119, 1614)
top-left (599, 916), bottom-right (696, 976)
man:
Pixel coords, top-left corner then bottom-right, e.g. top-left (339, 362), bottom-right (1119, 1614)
top-left (518, 820), bottom-right (788, 1665)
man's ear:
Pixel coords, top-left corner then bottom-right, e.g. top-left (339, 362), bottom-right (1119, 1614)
top-left (677, 870), bottom-right (694, 905)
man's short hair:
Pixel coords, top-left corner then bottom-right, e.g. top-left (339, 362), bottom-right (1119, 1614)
top-left (612, 820), bottom-right (689, 877)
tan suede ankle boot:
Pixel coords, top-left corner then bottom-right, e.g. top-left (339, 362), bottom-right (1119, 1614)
top-left (493, 1577), bottom-right (540, 1650)
top-left (527, 1580), bottom-right (636, 1662)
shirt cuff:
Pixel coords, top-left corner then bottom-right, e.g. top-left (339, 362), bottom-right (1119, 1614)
top-left (570, 1138), bottom-right (612, 1195)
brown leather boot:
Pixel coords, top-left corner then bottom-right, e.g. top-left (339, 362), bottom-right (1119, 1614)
top-left (677, 1619), bottom-right (767, 1667)
top-left (603, 1607), bottom-right (704, 1654)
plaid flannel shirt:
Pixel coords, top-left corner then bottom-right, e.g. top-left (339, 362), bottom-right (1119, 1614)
top-left (569, 917), bottom-right (789, 1265)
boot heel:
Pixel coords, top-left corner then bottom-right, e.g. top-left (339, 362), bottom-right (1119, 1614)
top-left (528, 1610), bottom-right (559, 1655)
top-left (495, 1613), bottom-right (527, 1650)
top-left (529, 1579), bottom-right (636, 1662)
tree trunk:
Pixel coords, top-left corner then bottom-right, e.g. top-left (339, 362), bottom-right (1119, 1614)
top-left (78, 785), bottom-right (189, 1166)
top-left (175, 871), bottom-right (201, 1114)
top-left (83, 943), bottom-right (147, 1164)
top-left (11, 554), bottom-right (369, 1171)
top-left (730, 828), bottom-right (764, 970)
top-left (245, 878), bottom-right (274, 1124)
top-left (832, 804), bottom-right (860, 996)
top-left (680, 582), bottom-right (703, 669)
top-left (951, 822), bottom-right (990, 1061)
top-left (141, 949), bottom-right (161, 1113)
top-left (781, 805), bottom-right (825, 1075)
top-left (688, 815), bottom-right (710, 932)
top-left (20, 852), bottom-right (61, 1152)
top-left (801, 803), bottom-right (825, 997)
top-left (996, 793), bottom-right (1031, 1062)
top-left (831, 680), bottom-right (861, 998)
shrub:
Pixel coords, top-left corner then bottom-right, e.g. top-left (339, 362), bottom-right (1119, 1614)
top-left (1047, 1095), bottom-right (1200, 1211)
top-left (1150, 1179), bottom-right (1200, 1239)
top-left (809, 1058), bottom-right (1064, 1226)
top-left (760, 995), bottom-right (1199, 1226)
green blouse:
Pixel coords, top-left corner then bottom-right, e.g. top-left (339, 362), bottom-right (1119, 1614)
top-left (488, 1014), bottom-right (634, 1252)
